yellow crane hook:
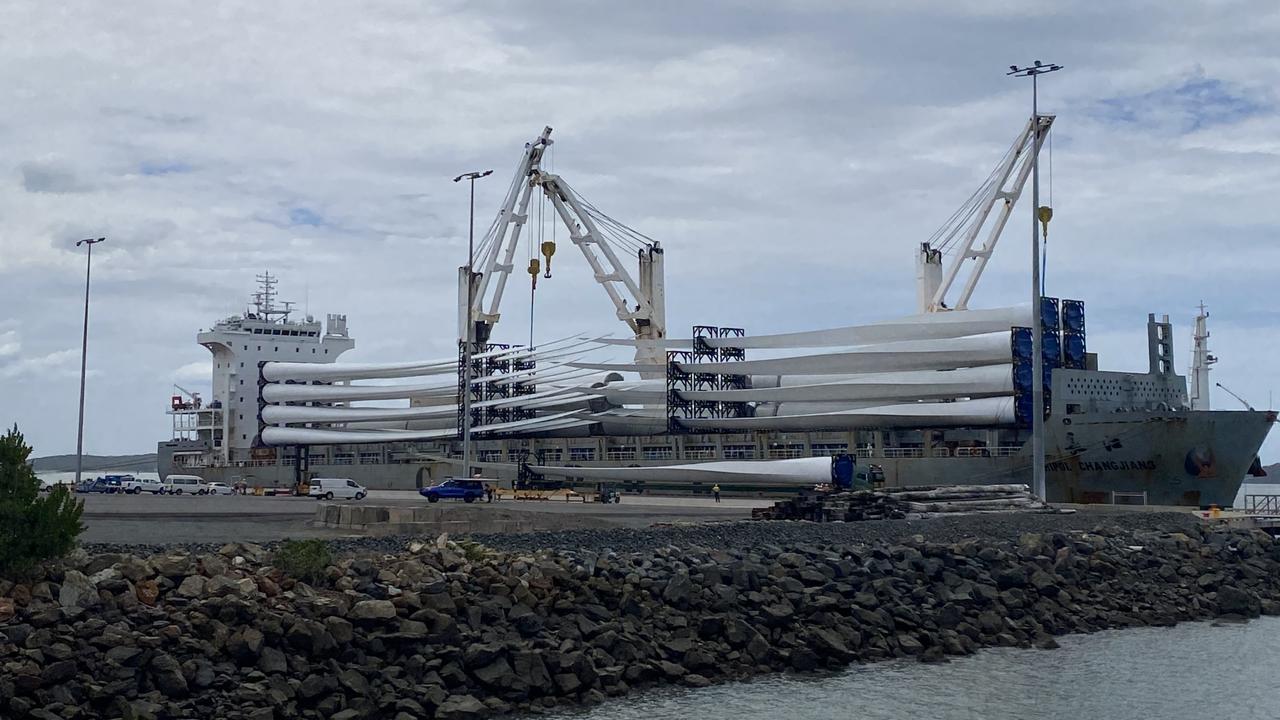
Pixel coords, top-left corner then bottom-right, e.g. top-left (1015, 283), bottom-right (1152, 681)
top-left (540, 240), bottom-right (556, 279)
top-left (1037, 206), bottom-right (1053, 240)
top-left (527, 257), bottom-right (540, 290)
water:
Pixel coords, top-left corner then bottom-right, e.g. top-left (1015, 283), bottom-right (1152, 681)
top-left (542, 618), bottom-right (1280, 720)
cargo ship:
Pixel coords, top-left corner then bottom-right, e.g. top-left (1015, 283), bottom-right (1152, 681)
top-left (159, 122), bottom-right (1274, 506)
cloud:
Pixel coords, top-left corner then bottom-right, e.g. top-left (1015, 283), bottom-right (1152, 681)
top-left (0, 330), bottom-right (19, 357)
top-left (139, 161), bottom-right (193, 176)
top-left (19, 156), bottom-right (93, 193)
top-left (0, 348), bottom-right (79, 380)
top-left (173, 361), bottom-right (210, 383)
top-left (287, 207), bottom-right (325, 227)
top-left (1093, 70), bottom-right (1268, 133)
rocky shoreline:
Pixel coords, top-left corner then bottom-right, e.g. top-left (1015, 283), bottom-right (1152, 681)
top-left (3, 516), bottom-right (1279, 720)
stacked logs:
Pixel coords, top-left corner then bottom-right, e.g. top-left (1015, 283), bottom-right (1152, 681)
top-left (753, 484), bottom-right (1044, 522)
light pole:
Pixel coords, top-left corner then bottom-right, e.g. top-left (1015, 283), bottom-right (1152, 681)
top-left (74, 237), bottom-right (106, 489)
top-left (452, 170), bottom-right (492, 479)
top-left (1008, 60), bottom-right (1062, 501)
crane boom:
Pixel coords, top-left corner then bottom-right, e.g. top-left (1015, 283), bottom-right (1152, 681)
top-left (918, 115), bottom-right (1054, 312)
top-left (1215, 382), bottom-right (1255, 411)
top-left (461, 127), bottom-right (666, 374)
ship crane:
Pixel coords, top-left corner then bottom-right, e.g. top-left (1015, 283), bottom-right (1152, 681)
top-left (171, 384), bottom-right (202, 411)
top-left (917, 115), bottom-right (1054, 313)
top-left (462, 127), bottom-right (666, 376)
top-left (1216, 382), bottom-right (1255, 411)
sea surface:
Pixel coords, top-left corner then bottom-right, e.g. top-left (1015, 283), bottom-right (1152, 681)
top-left (540, 617), bottom-right (1280, 720)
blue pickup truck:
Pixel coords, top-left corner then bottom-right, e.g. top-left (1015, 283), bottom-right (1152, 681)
top-left (76, 476), bottom-right (124, 494)
top-left (419, 478), bottom-right (485, 503)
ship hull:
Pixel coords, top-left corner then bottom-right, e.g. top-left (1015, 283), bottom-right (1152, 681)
top-left (1042, 409), bottom-right (1273, 507)
top-left (159, 410), bottom-right (1273, 507)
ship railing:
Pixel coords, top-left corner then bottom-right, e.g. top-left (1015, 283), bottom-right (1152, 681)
top-left (855, 448), bottom-right (874, 459)
top-left (955, 446), bottom-right (1022, 458)
top-left (1244, 495), bottom-right (1280, 514)
top-left (882, 448), bottom-right (924, 459)
top-left (233, 460), bottom-right (277, 468)
top-left (1111, 490), bottom-right (1148, 506)
top-left (931, 448), bottom-right (952, 458)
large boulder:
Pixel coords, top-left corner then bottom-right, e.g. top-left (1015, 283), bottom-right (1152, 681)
top-left (134, 579), bottom-right (160, 606)
top-left (436, 694), bottom-right (488, 720)
top-left (349, 599), bottom-right (397, 621)
top-left (474, 656), bottom-right (527, 693)
top-left (337, 668), bottom-right (370, 696)
top-left (662, 571), bottom-right (694, 606)
top-left (206, 575), bottom-right (255, 597)
top-left (258, 646), bottom-right (288, 675)
top-left (1217, 586), bottom-right (1260, 618)
top-left (57, 570), bottom-right (99, 616)
top-left (512, 650), bottom-right (551, 689)
top-left (152, 554), bottom-right (192, 578)
top-left (325, 616), bottom-right (355, 644)
top-left (227, 627), bottom-right (265, 661)
top-left (175, 575), bottom-right (208, 598)
top-left (148, 652), bottom-right (189, 698)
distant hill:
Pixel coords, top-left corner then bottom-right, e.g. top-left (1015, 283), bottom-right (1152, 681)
top-left (31, 454), bottom-right (157, 473)
top-left (1262, 463), bottom-right (1280, 481)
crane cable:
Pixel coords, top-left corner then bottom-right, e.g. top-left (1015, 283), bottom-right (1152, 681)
top-left (929, 139), bottom-right (1021, 256)
top-left (530, 182), bottom-right (541, 348)
top-left (1042, 130), bottom-right (1053, 295)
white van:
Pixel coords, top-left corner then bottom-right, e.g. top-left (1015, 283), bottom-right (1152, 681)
top-left (164, 474), bottom-right (209, 495)
top-left (122, 477), bottom-right (166, 495)
top-left (308, 478), bottom-right (367, 500)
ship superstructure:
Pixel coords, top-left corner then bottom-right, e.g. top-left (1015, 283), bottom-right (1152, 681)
top-left (164, 273), bottom-right (353, 470)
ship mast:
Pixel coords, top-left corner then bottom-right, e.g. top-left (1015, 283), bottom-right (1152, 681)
top-left (1189, 302), bottom-right (1216, 410)
top-left (251, 271), bottom-right (294, 323)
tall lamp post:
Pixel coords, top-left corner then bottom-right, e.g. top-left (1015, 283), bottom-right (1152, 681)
top-left (1007, 60), bottom-right (1062, 501)
top-left (453, 170), bottom-right (492, 479)
top-left (74, 237), bottom-right (106, 489)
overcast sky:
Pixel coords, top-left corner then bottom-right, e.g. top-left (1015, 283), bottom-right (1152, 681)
top-left (1, 1), bottom-right (1277, 462)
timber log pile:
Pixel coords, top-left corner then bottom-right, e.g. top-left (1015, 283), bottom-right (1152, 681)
top-left (752, 484), bottom-right (1045, 522)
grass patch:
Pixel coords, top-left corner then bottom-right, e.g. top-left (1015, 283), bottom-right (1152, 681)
top-left (273, 539), bottom-right (333, 583)
top-left (456, 540), bottom-right (493, 563)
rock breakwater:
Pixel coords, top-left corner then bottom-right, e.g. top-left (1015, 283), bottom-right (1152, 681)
top-left (3, 520), bottom-right (1279, 719)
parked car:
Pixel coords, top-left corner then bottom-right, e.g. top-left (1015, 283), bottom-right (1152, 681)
top-left (206, 481), bottom-right (235, 496)
top-left (308, 478), bottom-right (367, 500)
top-left (419, 478), bottom-right (485, 503)
top-left (122, 476), bottom-right (166, 495)
top-left (77, 477), bottom-right (123, 494)
top-left (164, 474), bottom-right (209, 495)
top-left (39, 477), bottom-right (73, 493)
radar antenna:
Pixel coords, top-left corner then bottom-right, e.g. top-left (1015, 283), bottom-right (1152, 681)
top-left (251, 271), bottom-right (294, 323)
